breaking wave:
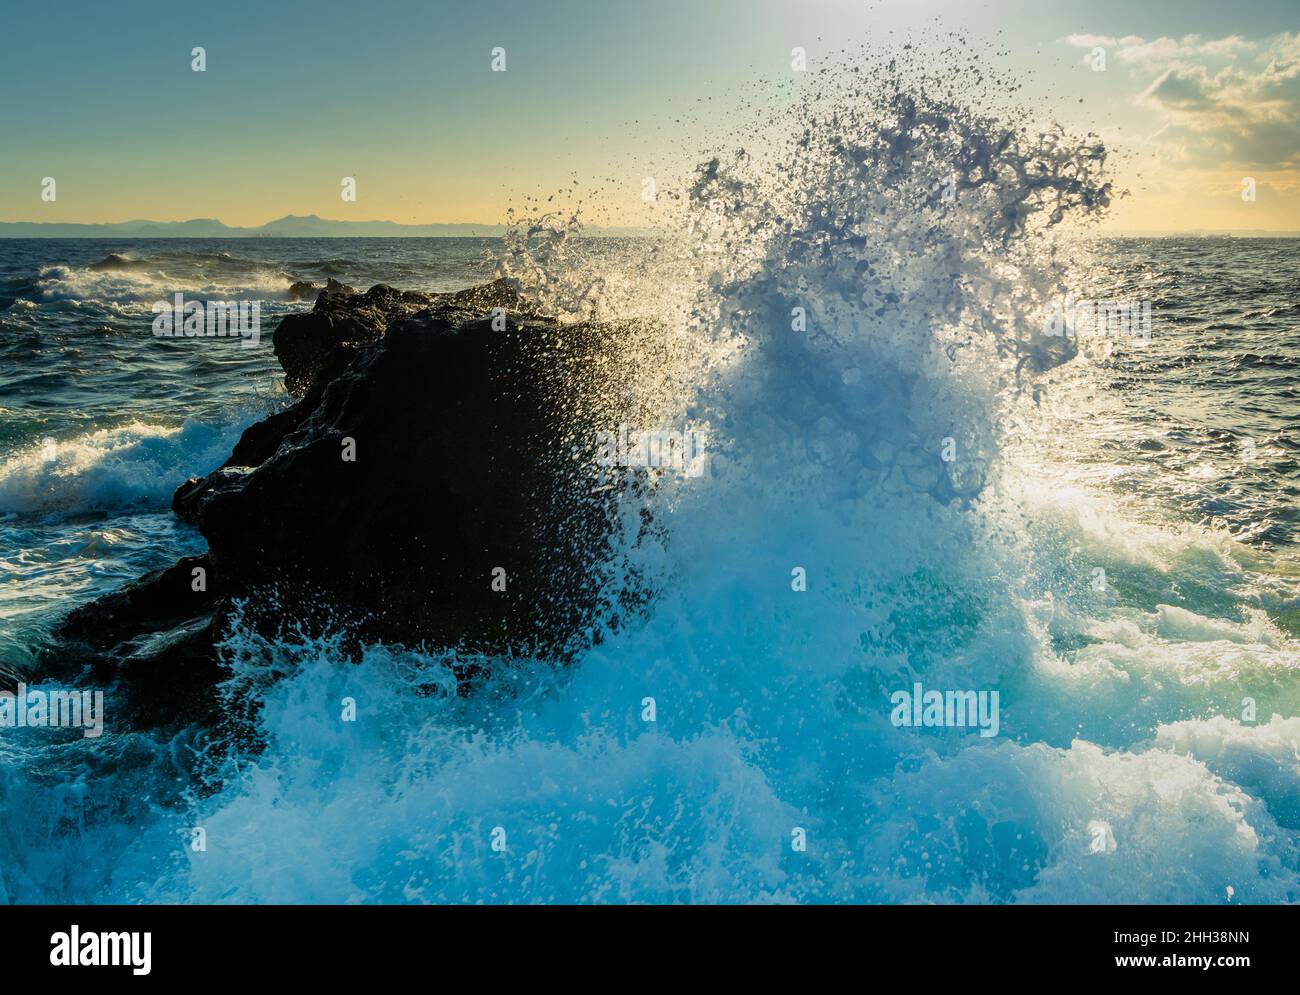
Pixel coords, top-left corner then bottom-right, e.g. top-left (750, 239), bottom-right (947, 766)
top-left (0, 420), bottom-right (251, 516)
top-left (33, 259), bottom-right (297, 308)
top-left (2, 46), bottom-right (1296, 905)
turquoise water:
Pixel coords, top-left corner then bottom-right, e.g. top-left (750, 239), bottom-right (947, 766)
top-left (0, 220), bottom-right (1297, 905)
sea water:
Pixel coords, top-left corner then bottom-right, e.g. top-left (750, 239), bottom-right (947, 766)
top-left (1, 63), bottom-right (1298, 905)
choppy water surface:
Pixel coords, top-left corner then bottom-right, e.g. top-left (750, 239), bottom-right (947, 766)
top-left (1, 62), bottom-right (1298, 904)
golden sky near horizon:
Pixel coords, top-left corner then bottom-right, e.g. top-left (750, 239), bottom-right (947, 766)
top-left (1, 2), bottom-right (1297, 232)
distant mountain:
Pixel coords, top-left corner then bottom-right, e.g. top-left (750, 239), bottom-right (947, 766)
top-left (3, 216), bottom-right (1293, 239)
top-left (1097, 229), bottom-right (1300, 238)
top-left (0, 214), bottom-right (647, 237)
top-left (251, 214), bottom-right (515, 237)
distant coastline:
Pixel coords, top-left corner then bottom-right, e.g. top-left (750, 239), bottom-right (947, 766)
top-left (0, 214), bottom-right (1295, 238)
top-left (0, 214), bottom-right (650, 238)
top-left (1094, 229), bottom-right (1300, 238)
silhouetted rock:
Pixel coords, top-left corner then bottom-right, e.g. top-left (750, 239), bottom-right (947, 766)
top-left (286, 276), bottom-right (356, 303)
top-left (273, 282), bottom-right (427, 393)
top-left (47, 280), bottom-right (659, 728)
top-left (52, 556), bottom-right (227, 726)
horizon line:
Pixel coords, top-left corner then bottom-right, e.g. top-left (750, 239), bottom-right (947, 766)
top-left (0, 213), bottom-right (635, 231)
top-left (1, 214), bottom-right (1298, 238)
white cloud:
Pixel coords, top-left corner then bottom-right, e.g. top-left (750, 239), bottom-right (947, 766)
top-left (1061, 33), bottom-right (1255, 67)
top-left (1062, 33), bottom-right (1117, 49)
top-left (1059, 32), bottom-right (1300, 169)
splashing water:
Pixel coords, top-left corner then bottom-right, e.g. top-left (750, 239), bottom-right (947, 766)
top-left (4, 49), bottom-right (1298, 905)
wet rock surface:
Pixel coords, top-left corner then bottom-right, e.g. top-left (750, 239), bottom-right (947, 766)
top-left (46, 279), bottom-right (651, 728)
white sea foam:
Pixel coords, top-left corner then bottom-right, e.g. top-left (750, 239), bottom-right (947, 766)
top-left (34, 263), bottom-right (296, 308)
top-left (0, 420), bottom-right (245, 515)
top-left (2, 47), bottom-right (1296, 906)
top-left (141, 53), bottom-right (1298, 906)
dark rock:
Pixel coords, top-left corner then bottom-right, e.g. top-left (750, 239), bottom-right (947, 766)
top-left (47, 280), bottom-right (663, 729)
top-left (321, 277), bottom-right (356, 297)
top-left (274, 281), bottom-right (425, 393)
top-left (59, 554), bottom-right (221, 647)
top-left (286, 276), bottom-right (356, 303)
top-left (182, 282), bottom-right (618, 652)
top-left (50, 555), bottom-right (227, 726)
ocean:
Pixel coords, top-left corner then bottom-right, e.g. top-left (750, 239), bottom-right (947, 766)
top-left (0, 228), bottom-right (1297, 904)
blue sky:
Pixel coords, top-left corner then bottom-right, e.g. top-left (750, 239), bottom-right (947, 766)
top-left (2, 0), bottom-right (1297, 229)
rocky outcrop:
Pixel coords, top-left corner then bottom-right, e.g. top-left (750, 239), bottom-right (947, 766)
top-left (273, 279), bottom-right (527, 393)
top-left (46, 279), bottom-right (659, 728)
top-left (57, 556), bottom-right (227, 726)
top-left (286, 276), bottom-right (356, 303)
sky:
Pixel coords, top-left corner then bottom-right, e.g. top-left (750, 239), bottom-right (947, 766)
top-left (1, 0), bottom-right (1297, 232)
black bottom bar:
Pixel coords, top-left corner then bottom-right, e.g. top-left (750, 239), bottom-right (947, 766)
top-left (0, 904), bottom-right (1281, 981)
